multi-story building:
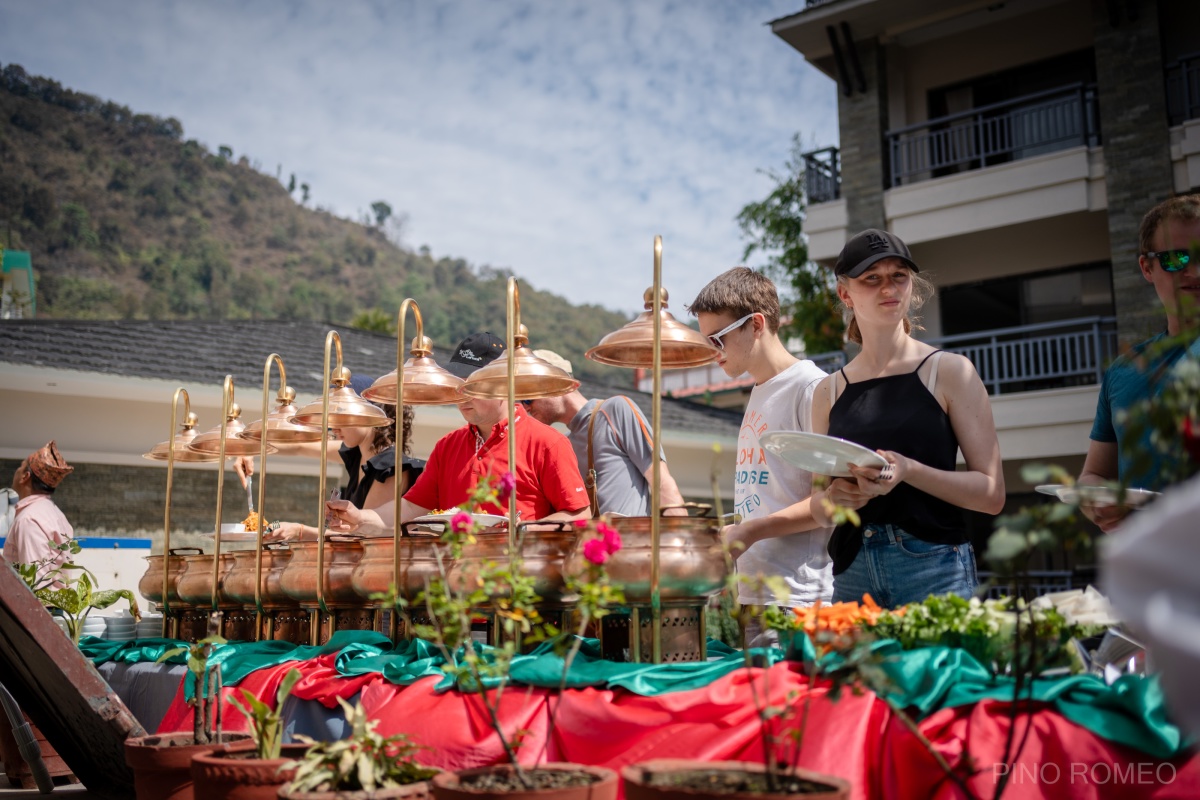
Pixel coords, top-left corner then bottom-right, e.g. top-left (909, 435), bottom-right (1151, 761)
top-left (643, 0), bottom-right (1197, 576)
top-left (772, 0), bottom-right (1198, 564)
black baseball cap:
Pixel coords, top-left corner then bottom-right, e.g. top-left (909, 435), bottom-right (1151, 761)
top-left (835, 229), bottom-right (919, 278)
top-left (447, 332), bottom-right (506, 378)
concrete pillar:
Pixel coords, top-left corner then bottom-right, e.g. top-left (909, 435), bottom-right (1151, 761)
top-left (837, 37), bottom-right (888, 235)
top-left (1092, 0), bottom-right (1174, 345)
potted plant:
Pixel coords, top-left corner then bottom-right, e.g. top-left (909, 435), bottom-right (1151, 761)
top-left (278, 697), bottom-right (438, 800)
top-left (622, 465), bottom-right (853, 799)
top-left (124, 635), bottom-right (250, 800)
top-left (402, 474), bottom-right (620, 800)
top-left (14, 539), bottom-right (141, 644)
top-left (190, 667), bottom-right (307, 800)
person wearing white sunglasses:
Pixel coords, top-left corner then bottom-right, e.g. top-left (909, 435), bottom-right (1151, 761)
top-left (689, 267), bottom-right (833, 648)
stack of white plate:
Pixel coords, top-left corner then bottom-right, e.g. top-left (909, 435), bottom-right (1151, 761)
top-left (136, 615), bottom-right (166, 639)
top-left (104, 615), bottom-right (137, 641)
top-left (80, 617), bottom-right (108, 639)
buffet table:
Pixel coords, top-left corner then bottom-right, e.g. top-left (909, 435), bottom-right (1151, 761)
top-left (84, 632), bottom-right (1199, 800)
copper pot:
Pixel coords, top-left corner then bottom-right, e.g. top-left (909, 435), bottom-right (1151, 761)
top-left (137, 549), bottom-right (196, 605)
top-left (351, 528), bottom-right (450, 603)
top-left (279, 538), bottom-right (364, 605)
top-left (567, 514), bottom-right (728, 604)
top-left (222, 545), bottom-right (295, 606)
top-left (449, 524), bottom-right (578, 605)
top-left (176, 553), bottom-right (237, 605)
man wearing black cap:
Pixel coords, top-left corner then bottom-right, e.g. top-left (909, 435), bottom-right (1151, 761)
top-left (398, 332), bottom-right (589, 523)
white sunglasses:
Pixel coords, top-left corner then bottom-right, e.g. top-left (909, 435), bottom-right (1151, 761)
top-left (706, 313), bottom-right (758, 350)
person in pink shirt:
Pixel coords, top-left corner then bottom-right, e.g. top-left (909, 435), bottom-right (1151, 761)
top-left (5, 441), bottom-right (75, 584)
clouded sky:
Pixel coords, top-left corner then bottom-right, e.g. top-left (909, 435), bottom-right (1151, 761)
top-left (1, 0), bottom-right (837, 315)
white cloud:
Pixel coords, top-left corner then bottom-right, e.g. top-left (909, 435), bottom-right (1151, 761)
top-left (1, 0), bottom-right (838, 315)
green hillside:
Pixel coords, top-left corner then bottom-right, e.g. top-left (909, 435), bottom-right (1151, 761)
top-left (0, 63), bottom-right (633, 384)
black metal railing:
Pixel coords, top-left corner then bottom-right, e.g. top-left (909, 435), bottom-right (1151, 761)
top-left (926, 316), bottom-right (1117, 396)
top-left (802, 147), bottom-right (840, 204)
top-left (887, 83), bottom-right (1100, 187)
top-left (1166, 51), bottom-right (1200, 125)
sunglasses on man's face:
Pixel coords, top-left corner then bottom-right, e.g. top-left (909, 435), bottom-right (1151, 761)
top-left (1145, 249), bottom-right (1195, 272)
top-left (706, 313), bottom-right (758, 350)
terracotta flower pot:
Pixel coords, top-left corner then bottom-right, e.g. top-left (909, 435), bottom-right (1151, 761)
top-left (432, 763), bottom-right (617, 800)
top-left (124, 732), bottom-right (251, 800)
top-left (191, 740), bottom-right (310, 800)
top-left (621, 760), bottom-right (850, 800)
top-left (280, 780), bottom-right (435, 800)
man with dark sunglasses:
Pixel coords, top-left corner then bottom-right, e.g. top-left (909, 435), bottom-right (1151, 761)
top-left (1080, 195), bottom-right (1200, 530)
top-left (689, 267), bottom-right (832, 648)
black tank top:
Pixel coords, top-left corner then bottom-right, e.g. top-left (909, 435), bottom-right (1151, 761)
top-left (826, 352), bottom-right (966, 575)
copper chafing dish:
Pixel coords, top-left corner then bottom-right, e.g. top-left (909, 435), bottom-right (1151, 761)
top-left (176, 552), bottom-right (237, 606)
top-left (223, 546), bottom-right (296, 607)
top-left (449, 522), bottom-right (578, 605)
top-left (351, 524), bottom-right (449, 603)
top-left (279, 537), bottom-right (364, 605)
top-left (138, 548), bottom-right (198, 605)
top-left (568, 509), bottom-right (728, 605)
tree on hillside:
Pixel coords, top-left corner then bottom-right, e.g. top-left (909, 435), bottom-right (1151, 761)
top-left (287, 173), bottom-right (296, 195)
top-left (301, 183), bottom-right (310, 205)
top-left (371, 201), bottom-right (392, 228)
top-left (351, 308), bottom-right (395, 335)
top-left (218, 145), bottom-right (233, 159)
top-left (736, 133), bottom-right (843, 355)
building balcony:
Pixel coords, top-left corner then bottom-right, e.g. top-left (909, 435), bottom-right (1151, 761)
top-left (803, 147), bottom-right (840, 204)
top-left (887, 83), bottom-right (1100, 188)
top-left (1166, 51), bottom-right (1200, 126)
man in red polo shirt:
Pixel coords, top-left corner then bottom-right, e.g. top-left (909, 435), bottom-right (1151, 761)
top-left (402, 332), bottom-right (589, 522)
top-left (326, 333), bottom-right (589, 533)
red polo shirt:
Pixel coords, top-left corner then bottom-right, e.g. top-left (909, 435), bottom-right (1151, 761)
top-left (404, 406), bottom-right (588, 520)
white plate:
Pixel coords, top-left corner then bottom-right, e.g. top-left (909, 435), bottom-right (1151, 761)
top-left (200, 524), bottom-right (259, 541)
top-left (1035, 484), bottom-right (1160, 508)
top-left (413, 510), bottom-right (509, 528)
top-left (759, 431), bottom-right (888, 478)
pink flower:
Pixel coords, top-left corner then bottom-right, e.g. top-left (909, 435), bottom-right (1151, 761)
top-left (450, 511), bottom-right (474, 533)
top-left (582, 538), bottom-right (609, 565)
top-left (497, 472), bottom-right (517, 503)
top-left (597, 523), bottom-right (622, 554)
top-left (574, 520), bottom-right (589, 530)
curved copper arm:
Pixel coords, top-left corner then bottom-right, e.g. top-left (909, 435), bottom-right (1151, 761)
top-left (314, 331), bottom-right (345, 631)
top-left (161, 387), bottom-right (193, 632)
top-left (389, 299), bottom-right (425, 639)
top-left (253, 353), bottom-right (286, 638)
top-left (506, 278), bottom-right (521, 543)
top-left (211, 375), bottom-right (236, 613)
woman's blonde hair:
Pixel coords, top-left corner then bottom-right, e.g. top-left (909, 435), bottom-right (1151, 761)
top-left (838, 264), bottom-right (935, 345)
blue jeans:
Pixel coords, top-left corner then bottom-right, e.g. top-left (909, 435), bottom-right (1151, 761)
top-left (831, 523), bottom-right (977, 609)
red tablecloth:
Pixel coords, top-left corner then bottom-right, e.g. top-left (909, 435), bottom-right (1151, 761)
top-left (156, 657), bottom-right (1200, 800)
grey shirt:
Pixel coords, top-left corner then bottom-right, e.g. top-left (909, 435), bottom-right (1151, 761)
top-left (567, 397), bottom-right (665, 517)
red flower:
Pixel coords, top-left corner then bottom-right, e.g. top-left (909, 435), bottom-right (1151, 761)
top-left (450, 511), bottom-right (474, 533)
top-left (582, 538), bottom-right (609, 565)
top-left (597, 522), bottom-right (622, 554)
top-left (498, 471), bottom-right (517, 503)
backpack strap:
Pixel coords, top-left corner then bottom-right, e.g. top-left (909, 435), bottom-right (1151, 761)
top-left (586, 396), bottom-right (654, 518)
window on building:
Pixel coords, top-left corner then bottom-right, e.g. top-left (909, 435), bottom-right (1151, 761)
top-left (939, 262), bottom-right (1114, 336)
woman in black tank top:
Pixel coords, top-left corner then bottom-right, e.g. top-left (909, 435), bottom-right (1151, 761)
top-left (807, 230), bottom-right (1005, 609)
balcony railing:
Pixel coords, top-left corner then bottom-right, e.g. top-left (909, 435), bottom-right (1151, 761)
top-left (926, 316), bottom-right (1117, 396)
top-left (887, 83), bottom-right (1100, 187)
top-left (1166, 51), bottom-right (1200, 125)
top-left (803, 147), bottom-right (841, 204)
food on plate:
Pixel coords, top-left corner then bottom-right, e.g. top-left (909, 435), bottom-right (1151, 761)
top-left (241, 510), bottom-right (260, 530)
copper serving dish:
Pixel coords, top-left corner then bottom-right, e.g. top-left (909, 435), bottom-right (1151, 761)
top-left (449, 524), bottom-right (578, 605)
top-left (223, 546), bottom-right (295, 605)
top-left (351, 527), bottom-right (449, 603)
top-left (279, 538), bottom-right (364, 605)
top-left (137, 549), bottom-right (197, 605)
top-left (176, 552), bottom-right (237, 605)
top-left (567, 513), bottom-right (728, 604)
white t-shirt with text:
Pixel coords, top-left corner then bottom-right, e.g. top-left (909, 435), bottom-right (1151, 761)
top-left (734, 359), bottom-right (833, 607)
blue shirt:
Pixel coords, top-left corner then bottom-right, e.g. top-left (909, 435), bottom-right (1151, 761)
top-left (1090, 332), bottom-right (1189, 491)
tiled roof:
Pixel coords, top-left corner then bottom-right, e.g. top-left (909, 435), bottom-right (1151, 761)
top-left (0, 319), bottom-right (741, 438)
